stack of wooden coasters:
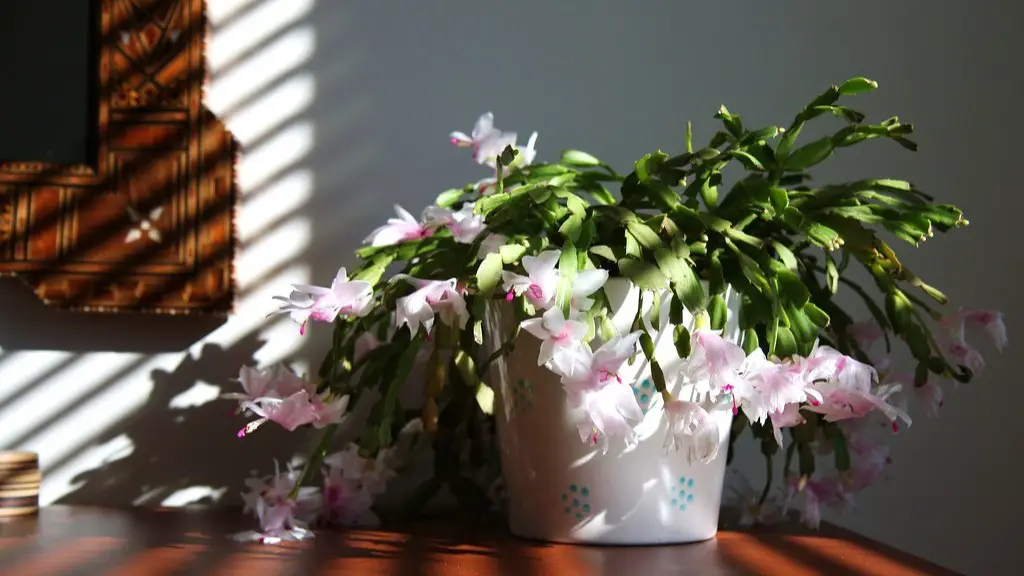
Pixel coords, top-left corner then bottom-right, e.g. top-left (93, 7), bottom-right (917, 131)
top-left (0, 451), bottom-right (40, 518)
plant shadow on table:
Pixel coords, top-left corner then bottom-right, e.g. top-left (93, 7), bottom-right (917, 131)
top-left (54, 333), bottom-right (311, 508)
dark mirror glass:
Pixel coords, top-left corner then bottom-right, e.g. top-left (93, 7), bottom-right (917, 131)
top-left (0, 0), bottom-right (98, 166)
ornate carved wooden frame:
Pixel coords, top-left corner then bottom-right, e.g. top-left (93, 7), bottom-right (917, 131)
top-left (0, 0), bottom-right (237, 315)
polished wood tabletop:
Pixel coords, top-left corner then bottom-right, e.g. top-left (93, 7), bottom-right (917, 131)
top-left (0, 506), bottom-right (956, 575)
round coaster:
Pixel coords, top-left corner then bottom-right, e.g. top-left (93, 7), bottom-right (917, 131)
top-left (0, 452), bottom-right (38, 518)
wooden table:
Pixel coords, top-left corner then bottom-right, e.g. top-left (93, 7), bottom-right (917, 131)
top-left (0, 506), bottom-right (957, 575)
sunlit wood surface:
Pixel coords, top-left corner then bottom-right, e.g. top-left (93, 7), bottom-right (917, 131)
top-left (0, 506), bottom-right (957, 575)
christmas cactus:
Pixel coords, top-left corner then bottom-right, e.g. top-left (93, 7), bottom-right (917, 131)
top-left (225, 78), bottom-right (1006, 542)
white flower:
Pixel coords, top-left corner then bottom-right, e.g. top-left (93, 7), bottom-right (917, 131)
top-left (394, 276), bottom-right (469, 335)
top-left (663, 400), bottom-right (720, 464)
top-left (520, 307), bottom-right (588, 366)
top-left (449, 112), bottom-right (518, 167)
top-left (569, 269), bottom-right (609, 311)
top-left (271, 267), bottom-right (374, 334)
top-left (517, 131), bottom-right (539, 166)
top-left (364, 205), bottom-right (433, 247)
top-left (235, 460), bottom-right (321, 544)
top-left (501, 250), bottom-right (560, 309)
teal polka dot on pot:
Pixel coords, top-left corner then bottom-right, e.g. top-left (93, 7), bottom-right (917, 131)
top-left (561, 484), bottom-right (592, 522)
top-left (673, 476), bottom-right (697, 512)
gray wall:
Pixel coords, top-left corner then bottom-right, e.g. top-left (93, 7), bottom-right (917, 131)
top-left (0, 1), bottom-right (1019, 573)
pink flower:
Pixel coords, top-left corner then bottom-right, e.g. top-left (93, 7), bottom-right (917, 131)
top-left (249, 391), bottom-right (319, 432)
top-left (232, 367), bottom-right (351, 437)
top-left (663, 400), bottom-right (720, 464)
top-left (364, 205), bottom-right (433, 247)
top-left (449, 112), bottom-right (518, 167)
top-left (520, 307), bottom-right (588, 367)
top-left (423, 203), bottom-right (487, 244)
top-left (221, 365), bottom-right (277, 411)
top-left (796, 345), bottom-right (911, 428)
top-left (310, 394), bottom-right (350, 428)
top-left (501, 250), bottom-right (560, 309)
top-left (558, 333), bottom-right (644, 449)
top-left (271, 267), bottom-right (374, 334)
top-left (394, 276), bottom-right (469, 335)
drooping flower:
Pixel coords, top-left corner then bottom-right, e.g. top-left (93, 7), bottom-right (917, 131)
top-left (394, 277), bottom-right (469, 335)
top-left (231, 366), bottom-right (350, 437)
top-left (310, 394), bottom-right (350, 428)
top-left (520, 306), bottom-right (588, 367)
top-left (663, 400), bottom-right (720, 464)
top-left (246, 391), bottom-right (318, 433)
top-left (940, 308), bottom-right (1005, 376)
top-left (740, 349), bottom-right (822, 427)
top-left (271, 267), bottom-right (374, 334)
top-left (235, 461), bottom-right (321, 544)
top-left (767, 402), bottom-right (806, 448)
top-left (800, 345), bottom-right (911, 429)
top-left (847, 319), bottom-right (884, 355)
top-left (725, 471), bottom-right (784, 526)
top-left (557, 333), bottom-right (644, 449)
top-left (914, 379), bottom-right (944, 417)
top-left (501, 250), bottom-right (560, 309)
top-left (364, 205), bottom-right (433, 247)
top-left (679, 329), bottom-right (748, 403)
top-left (943, 308), bottom-right (1007, 351)
top-left (450, 112), bottom-right (518, 167)
top-left (221, 365), bottom-right (277, 412)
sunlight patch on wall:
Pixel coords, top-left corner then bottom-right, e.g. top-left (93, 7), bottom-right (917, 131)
top-left (207, 28), bottom-right (316, 114)
top-left (208, 0), bottom-right (315, 70)
top-left (238, 168), bottom-right (314, 242)
top-left (0, 353), bottom-right (141, 448)
top-left (13, 1), bottom-right (325, 506)
top-left (0, 351), bottom-right (73, 405)
top-left (39, 433), bottom-right (134, 506)
top-left (207, 0), bottom-right (263, 25)
top-left (167, 381), bottom-right (224, 410)
top-left (227, 73), bottom-right (316, 145)
top-left (160, 485), bottom-right (230, 507)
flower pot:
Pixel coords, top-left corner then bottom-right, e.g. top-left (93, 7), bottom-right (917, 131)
top-left (485, 279), bottom-right (741, 544)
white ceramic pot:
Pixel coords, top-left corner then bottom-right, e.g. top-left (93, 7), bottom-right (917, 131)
top-left (485, 278), bottom-right (741, 544)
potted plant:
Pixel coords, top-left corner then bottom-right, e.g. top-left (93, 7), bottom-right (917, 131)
top-left (225, 78), bottom-right (1006, 545)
